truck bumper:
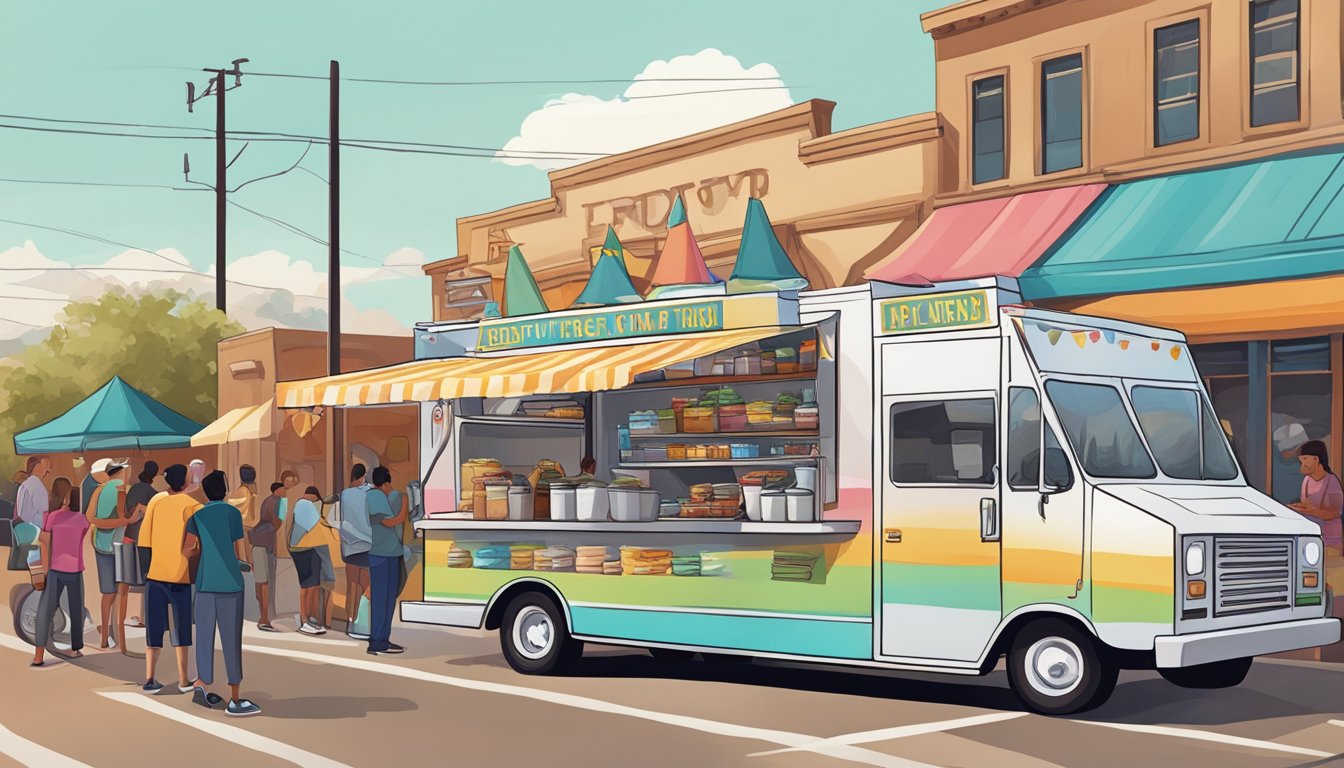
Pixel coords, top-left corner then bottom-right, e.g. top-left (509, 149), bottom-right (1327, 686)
top-left (1154, 618), bottom-right (1341, 668)
top-left (400, 600), bottom-right (486, 629)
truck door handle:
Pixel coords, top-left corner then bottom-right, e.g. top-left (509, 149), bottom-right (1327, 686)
top-left (980, 498), bottom-right (999, 541)
top-left (884, 528), bottom-right (902, 543)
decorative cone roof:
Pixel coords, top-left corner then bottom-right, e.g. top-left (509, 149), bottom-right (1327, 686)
top-left (503, 245), bottom-right (548, 317)
top-left (573, 227), bottom-right (643, 307)
top-left (728, 198), bottom-right (807, 294)
top-left (647, 195), bottom-right (720, 290)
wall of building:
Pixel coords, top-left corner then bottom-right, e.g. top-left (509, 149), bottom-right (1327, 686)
top-left (931, 0), bottom-right (1344, 201)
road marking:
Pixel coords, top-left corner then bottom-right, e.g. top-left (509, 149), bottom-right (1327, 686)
top-left (97, 692), bottom-right (351, 768)
top-left (242, 626), bottom-right (360, 647)
top-left (1073, 721), bottom-right (1332, 758)
top-left (0, 631), bottom-right (66, 665)
top-left (243, 643), bottom-right (941, 768)
top-left (748, 713), bottom-right (1029, 757)
top-left (1329, 720), bottom-right (1344, 728)
top-left (0, 721), bottom-right (93, 767)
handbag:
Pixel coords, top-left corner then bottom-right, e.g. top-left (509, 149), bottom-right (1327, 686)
top-left (7, 520), bottom-right (34, 571)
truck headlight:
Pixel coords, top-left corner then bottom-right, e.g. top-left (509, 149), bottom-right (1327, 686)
top-left (1185, 541), bottom-right (1205, 576)
top-left (1302, 539), bottom-right (1322, 568)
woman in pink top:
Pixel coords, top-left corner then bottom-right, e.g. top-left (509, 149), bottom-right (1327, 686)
top-left (32, 477), bottom-right (89, 666)
top-left (1290, 441), bottom-right (1343, 552)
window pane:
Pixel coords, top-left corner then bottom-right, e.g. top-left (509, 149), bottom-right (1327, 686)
top-left (1207, 378), bottom-right (1254, 485)
top-left (1045, 381), bottom-right (1155, 478)
top-left (1155, 20), bottom-right (1200, 146)
top-left (1193, 342), bottom-right (1249, 376)
top-left (973, 76), bottom-right (1006, 184)
top-left (1201, 400), bottom-right (1240, 481)
top-left (1042, 54), bottom-right (1083, 173)
top-left (1271, 336), bottom-right (1330, 372)
top-left (1132, 387), bottom-right (1203, 479)
top-left (1252, 83), bottom-right (1300, 126)
top-left (1158, 102), bottom-right (1199, 145)
top-left (890, 399), bottom-right (996, 485)
top-left (1270, 373), bottom-right (1332, 502)
top-left (1250, 0), bottom-right (1299, 127)
top-left (1008, 388), bottom-right (1041, 488)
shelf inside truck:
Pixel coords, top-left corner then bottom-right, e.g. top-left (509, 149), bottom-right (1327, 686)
top-left (414, 519), bottom-right (860, 535)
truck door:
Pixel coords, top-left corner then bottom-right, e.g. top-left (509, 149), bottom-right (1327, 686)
top-left (879, 391), bottom-right (1002, 662)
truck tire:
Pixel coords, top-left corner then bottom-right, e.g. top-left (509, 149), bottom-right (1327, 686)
top-left (1159, 657), bottom-right (1252, 689)
top-left (499, 592), bottom-right (582, 675)
top-left (1007, 617), bottom-right (1117, 715)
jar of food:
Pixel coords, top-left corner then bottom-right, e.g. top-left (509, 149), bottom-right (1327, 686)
top-left (683, 406), bottom-right (717, 433)
top-left (667, 444), bottom-right (688, 461)
top-left (485, 479), bottom-right (511, 520)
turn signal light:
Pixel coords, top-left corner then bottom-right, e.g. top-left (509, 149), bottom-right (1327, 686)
top-left (1303, 572), bottom-right (1319, 588)
top-left (1187, 580), bottom-right (1206, 598)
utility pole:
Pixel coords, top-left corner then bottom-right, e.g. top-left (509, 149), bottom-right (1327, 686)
top-left (187, 58), bottom-right (249, 313)
top-left (329, 59), bottom-right (345, 495)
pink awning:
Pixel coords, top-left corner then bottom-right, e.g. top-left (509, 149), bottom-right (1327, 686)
top-left (866, 184), bottom-right (1105, 284)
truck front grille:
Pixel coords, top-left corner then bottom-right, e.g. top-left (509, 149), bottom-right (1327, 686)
top-left (1214, 537), bottom-right (1293, 617)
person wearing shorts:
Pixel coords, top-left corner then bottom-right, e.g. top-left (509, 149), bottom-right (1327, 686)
top-left (119, 461), bottom-right (158, 634)
top-left (248, 483), bottom-right (283, 631)
top-left (289, 487), bottom-right (325, 635)
top-left (339, 464), bottom-right (373, 639)
top-left (86, 458), bottom-right (135, 650)
top-left (139, 464), bottom-right (200, 693)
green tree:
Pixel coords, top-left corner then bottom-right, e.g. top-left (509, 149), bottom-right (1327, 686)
top-left (0, 288), bottom-right (244, 468)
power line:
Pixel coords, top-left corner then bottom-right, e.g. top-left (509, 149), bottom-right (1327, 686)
top-left (244, 70), bottom-right (786, 86)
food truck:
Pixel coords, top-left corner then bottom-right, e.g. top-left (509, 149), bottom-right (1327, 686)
top-left (277, 266), bottom-right (1339, 715)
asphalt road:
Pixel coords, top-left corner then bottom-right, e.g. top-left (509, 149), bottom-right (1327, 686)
top-left (1, 575), bottom-right (1342, 767)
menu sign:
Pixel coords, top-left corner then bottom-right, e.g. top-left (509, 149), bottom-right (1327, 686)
top-left (478, 300), bottom-right (726, 352)
top-left (880, 290), bottom-right (991, 335)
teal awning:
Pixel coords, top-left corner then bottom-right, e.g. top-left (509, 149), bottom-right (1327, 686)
top-left (14, 376), bottom-right (205, 454)
top-left (1020, 147), bottom-right (1344, 300)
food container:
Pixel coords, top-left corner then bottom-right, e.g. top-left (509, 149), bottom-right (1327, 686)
top-left (761, 491), bottom-right (788, 522)
top-left (618, 425), bottom-right (631, 450)
top-left (786, 488), bottom-right (815, 522)
top-left (507, 485), bottom-right (534, 520)
top-left (688, 444), bottom-right (709, 460)
top-left (743, 485), bottom-right (764, 520)
top-left (800, 339), bottom-right (818, 371)
top-left (712, 482), bottom-right (742, 499)
top-left (714, 444), bottom-right (734, 460)
top-left (484, 479), bottom-right (511, 520)
top-left (730, 443), bottom-right (757, 459)
top-left (671, 397), bottom-right (695, 431)
top-left (643, 446), bottom-right (669, 462)
top-left (733, 349), bottom-right (762, 376)
top-left (761, 351), bottom-right (776, 374)
top-left (794, 466), bottom-right (818, 493)
top-left (689, 483), bottom-right (714, 502)
top-left (659, 501), bottom-right (682, 518)
top-left (610, 488), bottom-right (660, 521)
top-left (549, 483), bottom-right (577, 521)
top-left (718, 403), bottom-right (747, 431)
top-left (709, 499), bottom-right (742, 517)
top-left (679, 501), bottom-right (712, 518)
top-left (775, 347), bottom-right (798, 374)
top-left (576, 485), bottom-right (610, 521)
top-left (460, 458), bottom-right (503, 510)
top-left (794, 405), bottom-right (819, 430)
top-left (683, 406), bottom-right (718, 433)
top-left (666, 444), bottom-right (688, 461)
top-left (629, 410), bottom-right (660, 435)
top-left (657, 409), bottom-right (677, 434)
top-left (531, 462), bottom-right (565, 520)
top-left (664, 360), bottom-right (695, 379)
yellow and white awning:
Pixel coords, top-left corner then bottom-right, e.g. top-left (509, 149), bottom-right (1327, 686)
top-left (277, 326), bottom-right (809, 409)
top-left (191, 400), bottom-right (275, 446)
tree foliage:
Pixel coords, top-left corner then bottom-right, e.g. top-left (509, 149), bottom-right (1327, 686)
top-left (0, 288), bottom-right (243, 466)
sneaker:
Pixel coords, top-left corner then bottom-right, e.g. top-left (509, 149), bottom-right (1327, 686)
top-left (225, 699), bottom-right (261, 717)
top-left (178, 679), bottom-right (198, 694)
top-left (366, 648), bottom-right (384, 656)
top-left (192, 687), bottom-right (224, 709)
top-left (142, 680), bottom-right (163, 693)
top-left (348, 631), bottom-right (370, 641)
top-left (382, 643), bottom-right (405, 654)
top-left (312, 624), bottom-right (328, 635)
top-left (126, 617), bottom-right (145, 628)
top-left (297, 623), bottom-right (322, 636)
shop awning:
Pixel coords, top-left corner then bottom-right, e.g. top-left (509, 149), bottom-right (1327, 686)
top-left (277, 326), bottom-right (804, 408)
top-left (190, 399), bottom-right (275, 446)
top-left (1020, 147), bottom-right (1344, 300)
top-left (865, 184), bottom-right (1104, 285)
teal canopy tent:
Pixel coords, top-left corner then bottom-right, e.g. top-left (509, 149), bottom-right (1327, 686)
top-left (13, 376), bottom-right (205, 454)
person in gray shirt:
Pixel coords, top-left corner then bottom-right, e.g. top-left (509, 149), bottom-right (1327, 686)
top-left (247, 483), bottom-right (283, 632)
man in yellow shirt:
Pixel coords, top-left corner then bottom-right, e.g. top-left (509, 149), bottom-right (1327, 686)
top-left (139, 464), bottom-right (202, 693)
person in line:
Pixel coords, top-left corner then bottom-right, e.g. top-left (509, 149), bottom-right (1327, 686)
top-left (116, 461), bottom-right (158, 638)
top-left (339, 464), bottom-right (372, 640)
top-left (1290, 440), bottom-right (1344, 606)
top-left (31, 477), bottom-right (87, 666)
top-left (185, 471), bottom-right (260, 717)
top-left (289, 486), bottom-right (326, 635)
top-left (248, 482), bottom-right (284, 632)
top-left (365, 467), bottom-right (408, 656)
top-left (140, 464), bottom-right (201, 693)
top-left (86, 458), bottom-right (139, 650)
top-left (14, 455), bottom-right (51, 527)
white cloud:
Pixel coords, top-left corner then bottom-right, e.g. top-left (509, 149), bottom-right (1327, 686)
top-left (0, 241), bottom-right (425, 343)
top-left (497, 49), bottom-right (793, 171)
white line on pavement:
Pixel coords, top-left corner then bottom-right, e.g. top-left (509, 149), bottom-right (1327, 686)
top-left (747, 713), bottom-right (1029, 757)
top-left (1330, 720), bottom-right (1344, 728)
top-left (0, 631), bottom-right (65, 665)
top-left (0, 721), bottom-right (93, 768)
top-left (1073, 721), bottom-right (1332, 758)
top-left (241, 626), bottom-right (360, 647)
top-left (242, 643), bottom-right (941, 768)
top-left (97, 692), bottom-right (351, 768)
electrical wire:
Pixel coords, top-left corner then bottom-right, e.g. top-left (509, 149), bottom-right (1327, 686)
top-left (243, 71), bottom-right (785, 86)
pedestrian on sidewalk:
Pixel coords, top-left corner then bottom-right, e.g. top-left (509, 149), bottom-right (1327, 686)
top-left (185, 470), bottom-right (260, 717)
top-left (32, 477), bottom-right (86, 666)
top-left (339, 464), bottom-right (372, 640)
top-left (86, 458), bottom-right (139, 650)
top-left (117, 461), bottom-right (158, 639)
top-left (289, 486), bottom-right (326, 635)
top-left (140, 464), bottom-right (201, 693)
top-left (365, 467), bottom-right (408, 656)
top-left (14, 455), bottom-right (51, 527)
top-left (248, 483), bottom-right (283, 632)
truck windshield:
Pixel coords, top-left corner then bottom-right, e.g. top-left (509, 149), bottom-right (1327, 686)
top-left (1130, 386), bottom-right (1239, 481)
top-left (1044, 380), bottom-right (1156, 479)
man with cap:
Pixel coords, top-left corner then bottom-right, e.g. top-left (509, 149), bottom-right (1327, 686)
top-left (1273, 423), bottom-right (1309, 505)
top-left (85, 457), bottom-right (140, 650)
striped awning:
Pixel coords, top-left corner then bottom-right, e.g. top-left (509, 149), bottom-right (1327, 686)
top-left (191, 400), bottom-right (276, 446)
top-left (277, 326), bottom-right (805, 409)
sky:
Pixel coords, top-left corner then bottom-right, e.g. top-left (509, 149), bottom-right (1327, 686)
top-left (0, 0), bottom-right (948, 345)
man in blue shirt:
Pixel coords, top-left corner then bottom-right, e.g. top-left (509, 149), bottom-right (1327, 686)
top-left (365, 466), bottom-right (408, 655)
top-left (184, 470), bottom-right (260, 717)
top-left (339, 464), bottom-right (372, 641)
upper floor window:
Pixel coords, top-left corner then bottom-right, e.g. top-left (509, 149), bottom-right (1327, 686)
top-left (972, 75), bottom-right (1006, 184)
top-left (1250, 0), bottom-right (1300, 127)
top-left (1155, 20), bottom-right (1201, 145)
top-left (1041, 53), bottom-right (1084, 174)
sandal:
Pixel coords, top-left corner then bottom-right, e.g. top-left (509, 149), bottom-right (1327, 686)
top-left (257, 623), bottom-right (278, 632)
top-left (30, 660), bottom-right (44, 667)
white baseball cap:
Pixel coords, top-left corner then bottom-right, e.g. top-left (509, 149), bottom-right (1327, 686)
top-left (90, 457), bottom-right (131, 474)
top-left (1273, 423), bottom-right (1308, 451)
